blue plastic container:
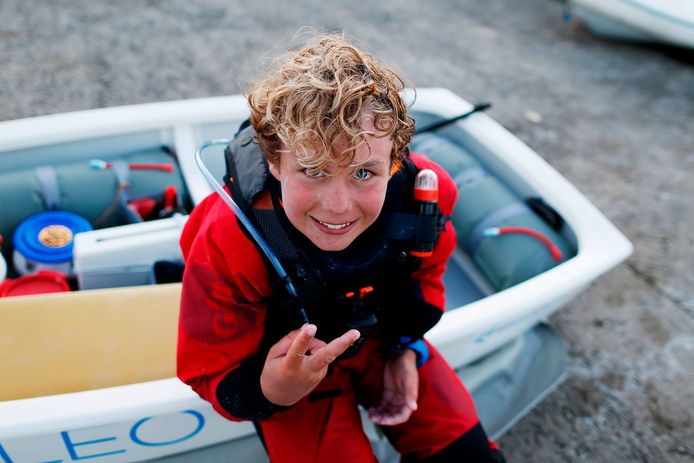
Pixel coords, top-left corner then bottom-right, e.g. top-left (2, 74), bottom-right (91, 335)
top-left (13, 211), bottom-right (92, 275)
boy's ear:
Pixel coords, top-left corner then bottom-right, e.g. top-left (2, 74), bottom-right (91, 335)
top-left (268, 160), bottom-right (281, 180)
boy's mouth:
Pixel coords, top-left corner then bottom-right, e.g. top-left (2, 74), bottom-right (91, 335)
top-left (312, 217), bottom-right (355, 233)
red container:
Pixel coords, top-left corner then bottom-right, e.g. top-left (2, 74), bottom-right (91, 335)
top-left (0, 270), bottom-right (71, 297)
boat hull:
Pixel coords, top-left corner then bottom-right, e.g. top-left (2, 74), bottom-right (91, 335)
top-left (0, 89), bottom-right (632, 461)
top-left (570, 0), bottom-right (694, 49)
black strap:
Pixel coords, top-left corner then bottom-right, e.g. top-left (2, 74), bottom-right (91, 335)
top-left (382, 212), bottom-right (440, 242)
top-left (416, 102), bottom-right (492, 134)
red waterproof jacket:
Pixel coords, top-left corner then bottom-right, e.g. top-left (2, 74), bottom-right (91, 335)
top-left (177, 153), bottom-right (458, 422)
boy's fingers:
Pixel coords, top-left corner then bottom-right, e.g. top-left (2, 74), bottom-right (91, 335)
top-left (306, 337), bottom-right (328, 355)
top-left (368, 403), bottom-right (412, 426)
top-left (307, 329), bottom-right (360, 371)
top-left (266, 327), bottom-right (305, 359)
top-left (284, 324), bottom-right (317, 368)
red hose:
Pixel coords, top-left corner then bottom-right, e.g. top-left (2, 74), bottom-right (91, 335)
top-left (485, 226), bottom-right (563, 262)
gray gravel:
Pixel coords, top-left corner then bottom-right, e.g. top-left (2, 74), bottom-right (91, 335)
top-left (2, 0), bottom-right (693, 461)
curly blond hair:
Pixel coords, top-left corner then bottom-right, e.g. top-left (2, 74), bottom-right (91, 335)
top-left (247, 34), bottom-right (415, 173)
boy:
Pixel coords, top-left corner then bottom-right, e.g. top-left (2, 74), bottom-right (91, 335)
top-left (178, 34), bottom-right (505, 462)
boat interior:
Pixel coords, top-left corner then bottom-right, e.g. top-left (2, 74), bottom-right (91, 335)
top-left (0, 109), bottom-right (578, 402)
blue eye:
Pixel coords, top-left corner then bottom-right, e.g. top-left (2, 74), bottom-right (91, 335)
top-left (354, 168), bottom-right (371, 181)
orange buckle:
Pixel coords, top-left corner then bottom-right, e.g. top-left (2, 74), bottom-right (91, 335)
top-left (358, 286), bottom-right (374, 299)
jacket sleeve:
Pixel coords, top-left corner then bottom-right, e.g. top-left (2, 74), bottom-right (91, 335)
top-left (177, 193), bottom-right (284, 421)
top-left (395, 153), bottom-right (458, 340)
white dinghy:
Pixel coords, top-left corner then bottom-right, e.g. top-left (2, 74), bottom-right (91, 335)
top-left (0, 89), bottom-right (631, 462)
top-left (569, 0), bottom-right (694, 49)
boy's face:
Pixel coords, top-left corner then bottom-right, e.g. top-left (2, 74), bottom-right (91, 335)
top-left (268, 119), bottom-right (393, 252)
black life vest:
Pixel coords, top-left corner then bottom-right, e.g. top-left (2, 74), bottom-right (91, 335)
top-left (223, 125), bottom-right (444, 356)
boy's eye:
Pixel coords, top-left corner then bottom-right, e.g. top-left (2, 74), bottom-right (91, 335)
top-left (303, 169), bottom-right (325, 178)
top-left (353, 167), bottom-right (371, 181)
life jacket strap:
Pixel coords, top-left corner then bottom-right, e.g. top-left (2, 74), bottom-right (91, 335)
top-left (381, 212), bottom-right (441, 243)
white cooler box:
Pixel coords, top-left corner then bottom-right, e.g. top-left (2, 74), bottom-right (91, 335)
top-left (73, 215), bottom-right (188, 290)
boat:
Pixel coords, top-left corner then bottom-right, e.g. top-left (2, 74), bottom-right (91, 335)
top-left (0, 88), bottom-right (632, 462)
top-left (568, 0), bottom-right (694, 49)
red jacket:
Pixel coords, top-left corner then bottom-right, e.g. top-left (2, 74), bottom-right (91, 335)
top-left (177, 153), bottom-right (458, 421)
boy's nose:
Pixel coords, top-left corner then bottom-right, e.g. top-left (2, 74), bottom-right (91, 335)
top-left (322, 184), bottom-right (351, 214)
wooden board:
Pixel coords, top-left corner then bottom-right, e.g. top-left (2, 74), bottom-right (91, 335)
top-left (0, 283), bottom-right (181, 401)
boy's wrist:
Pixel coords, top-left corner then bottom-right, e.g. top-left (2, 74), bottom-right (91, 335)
top-left (391, 336), bottom-right (429, 368)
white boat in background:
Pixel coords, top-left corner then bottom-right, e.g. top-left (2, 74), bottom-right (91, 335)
top-left (569, 0), bottom-right (694, 49)
top-left (0, 89), bottom-right (632, 462)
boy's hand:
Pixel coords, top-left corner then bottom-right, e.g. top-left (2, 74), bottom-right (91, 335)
top-left (260, 324), bottom-right (360, 406)
top-left (367, 349), bottom-right (419, 426)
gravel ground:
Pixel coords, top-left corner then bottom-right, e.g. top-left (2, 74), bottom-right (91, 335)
top-left (2, 1), bottom-right (693, 461)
